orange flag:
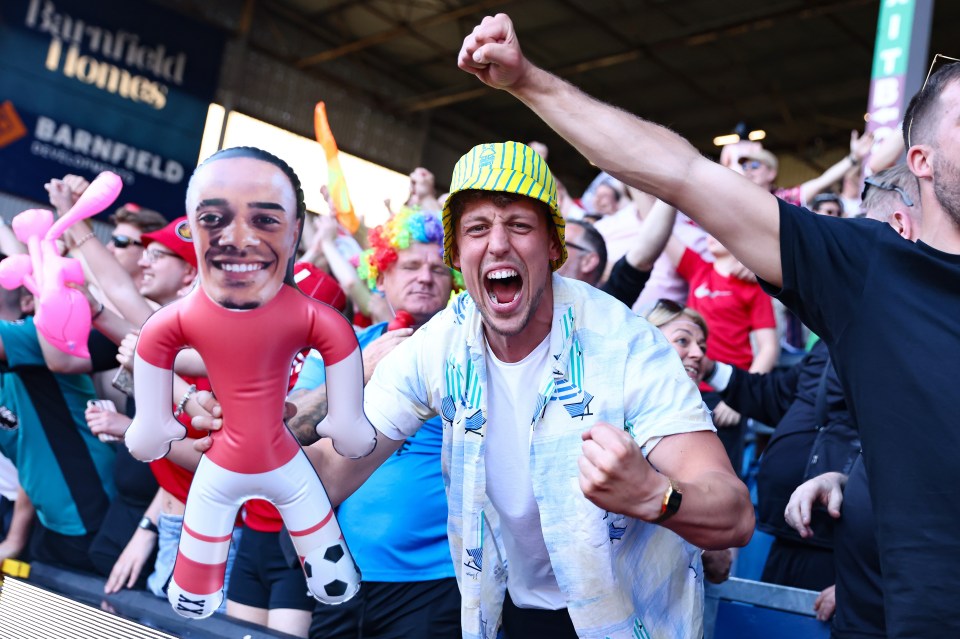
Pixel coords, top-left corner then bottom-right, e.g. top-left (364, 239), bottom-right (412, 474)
top-left (314, 102), bottom-right (360, 234)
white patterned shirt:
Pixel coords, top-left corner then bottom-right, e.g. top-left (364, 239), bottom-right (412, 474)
top-left (365, 274), bottom-right (715, 639)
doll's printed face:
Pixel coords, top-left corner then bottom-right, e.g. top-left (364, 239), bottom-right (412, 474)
top-left (187, 157), bottom-right (300, 310)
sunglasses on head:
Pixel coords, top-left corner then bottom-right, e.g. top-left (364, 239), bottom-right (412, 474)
top-left (652, 298), bottom-right (684, 315)
top-left (906, 53), bottom-right (960, 147)
top-left (110, 235), bottom-right (143, 249)
top-left (860, 177), bottom-right (915, 208)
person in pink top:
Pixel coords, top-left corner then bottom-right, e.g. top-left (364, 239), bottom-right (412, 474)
top-left (124, 146), bottom-right (376, 620)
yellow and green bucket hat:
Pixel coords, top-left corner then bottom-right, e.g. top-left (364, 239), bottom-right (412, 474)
top-left (442, 141), bottom-right (566, 271)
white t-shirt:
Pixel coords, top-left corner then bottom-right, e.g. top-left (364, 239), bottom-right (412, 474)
top-left (0, 451), bottom-right (19, 501)
top-left (484, 335), bottom-right (566, 610)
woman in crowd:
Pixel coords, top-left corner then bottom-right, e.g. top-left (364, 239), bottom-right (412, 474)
top-left (645, 298), bottom-right (733, 584)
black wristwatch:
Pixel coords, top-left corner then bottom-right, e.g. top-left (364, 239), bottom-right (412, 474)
top-left (652, 477), bottom-right (683, 524)
top-left (138, 516), bottom-right (159, 534)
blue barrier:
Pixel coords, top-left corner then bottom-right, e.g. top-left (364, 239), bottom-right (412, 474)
top-left (705, 577), bottom-right (829, 639)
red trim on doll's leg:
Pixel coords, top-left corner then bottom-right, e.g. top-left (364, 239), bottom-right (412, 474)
top-left (182, 521), bottom-right (234, 544)
top-left (172, 554), bottom-right (226, 596)
top-left (288, 508), bottom-right (334, 537)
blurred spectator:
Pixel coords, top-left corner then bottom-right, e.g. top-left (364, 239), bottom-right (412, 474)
top-left (404, 167), bottom-right (441, 213)
top-left (0, 283), bottom-right (116, 573)
top-left (106, 204), bottom-right (168, 288)
top-left (644, 299), bottom-right (733, 585)
top-left (809, 192), bottom-right (844, 217)
top-left (296, 206), bottom-right (461, 639)
top-left (557, 219), bottom-right (606, 286)
top-left (731, 130), bottom-right (874, 207)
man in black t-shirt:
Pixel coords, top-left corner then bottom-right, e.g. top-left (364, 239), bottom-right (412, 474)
top-left (783, 162), bottom-right (923, 638)
top-left (456, 15), bottom-right (960, 637)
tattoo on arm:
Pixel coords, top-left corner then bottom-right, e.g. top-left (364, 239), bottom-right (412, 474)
top-left (287, 387), bottom-right (328, 446)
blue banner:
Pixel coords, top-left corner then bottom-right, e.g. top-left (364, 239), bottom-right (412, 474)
top-left (0, 0), bottom-right (225, 218)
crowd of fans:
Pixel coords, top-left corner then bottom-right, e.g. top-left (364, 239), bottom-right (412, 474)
top-left (0, 12), bottom-right (948, 639)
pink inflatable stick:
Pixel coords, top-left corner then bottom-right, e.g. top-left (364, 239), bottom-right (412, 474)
top-left (46, 171), bottom-right (123, 241)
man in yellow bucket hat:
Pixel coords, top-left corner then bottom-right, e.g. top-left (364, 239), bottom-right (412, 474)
top-left (197, 141), bottom-right (753, 639)
top-left (353, 140), bottom-right (752, 639)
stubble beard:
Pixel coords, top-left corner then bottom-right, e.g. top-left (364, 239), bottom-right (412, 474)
top-left (933, 152), bottom-right (960, 228)
top-left (477, 277), bottom-right (546, 338)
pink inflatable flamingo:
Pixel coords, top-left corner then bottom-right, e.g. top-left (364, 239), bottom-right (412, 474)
top-left (0, 172), bottom-right (123, 357)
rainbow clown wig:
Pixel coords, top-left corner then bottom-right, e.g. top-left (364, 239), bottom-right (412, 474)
top-left (357, 207), bottom-right (465, 292)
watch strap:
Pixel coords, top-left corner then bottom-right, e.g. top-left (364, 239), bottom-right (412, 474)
top-left (652, 477), bottom-right (682, 524)
top-left (138, 516), bottom-right (159, 534)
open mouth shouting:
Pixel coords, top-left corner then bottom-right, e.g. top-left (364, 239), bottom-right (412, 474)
top-left (483, 266), bottom-right (524, 313)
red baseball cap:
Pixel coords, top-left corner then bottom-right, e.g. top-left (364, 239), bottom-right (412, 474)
top-left (141, 216), bottom-right (197, 268)
top-left (293, 262), bottom-right (347, 313)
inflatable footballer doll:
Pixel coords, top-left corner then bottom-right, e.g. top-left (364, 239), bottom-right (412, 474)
top-left (124, 147), bottom-right (376, 619)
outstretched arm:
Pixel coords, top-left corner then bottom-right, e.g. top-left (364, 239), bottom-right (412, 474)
top-left (458, 14), bottom-right (783, 286)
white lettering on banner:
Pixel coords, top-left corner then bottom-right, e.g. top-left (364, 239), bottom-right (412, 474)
top-left (872, 78), bottom-right (900, 108)
top-left (886, 14), bottom-right (901, 40)
top-left (30, 141), bottom-right (136, 183)
top-left (870, 107), bottom-right (901, 125)
top-left (34, 116), bottom-right (184, 184)
top-left (24, 0), bottom-right (189, 110)
top-left (878, 48), bottom-right (904, 75)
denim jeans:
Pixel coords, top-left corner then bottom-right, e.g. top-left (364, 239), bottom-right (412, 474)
top-left (146, 512), bottom-right (242, 614)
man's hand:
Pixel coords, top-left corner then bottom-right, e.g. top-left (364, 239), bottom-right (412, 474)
top-left (361, 329), bottom-right (413, 385)
top-left (44, 174), bottom-right (89, 215)
top-left (784, 471), bottom-right (847, 538)
top-left (190, 390), bottom-right (222, 454)
top-left (191, 391), bottom-right (297, 453)
top-left (579, 422), bottom-right (668, 520)
top-left (702, 548), bottom-right (733, 584)
top-left (814, 584), bottom-right (837, 622)
top-left (457, 14), bottom-right (530, 90)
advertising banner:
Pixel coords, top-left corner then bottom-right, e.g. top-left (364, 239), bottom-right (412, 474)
top-left (0, 0), bottom-right (225, 217)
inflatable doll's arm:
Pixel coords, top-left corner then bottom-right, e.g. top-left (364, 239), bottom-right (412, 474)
top-left (124, 353), bottom-right (187, 461)
top-left (315, 346), bottom-right (377, 459)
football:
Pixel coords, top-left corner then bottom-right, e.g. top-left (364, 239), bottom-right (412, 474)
top-left (303, 539), bottom-right (361, 605)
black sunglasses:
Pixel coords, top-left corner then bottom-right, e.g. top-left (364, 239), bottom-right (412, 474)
top-left (111, 235), bottom-right (144, 249)
top-left (652, 298), bottom-right (685, 315)
top-left (565, 240), bottom-right (592, 253)
top-left (860, 177), bottom-right (914, 208)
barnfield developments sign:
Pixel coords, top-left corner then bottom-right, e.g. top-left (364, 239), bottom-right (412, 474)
top-left (0, 0), bottom-right (225, 217)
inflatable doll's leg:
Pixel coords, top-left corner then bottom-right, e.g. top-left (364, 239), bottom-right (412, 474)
top-left (167, 457), bottom-right (239, 619)
top-left (273, 452), bottom-right (361, 605)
